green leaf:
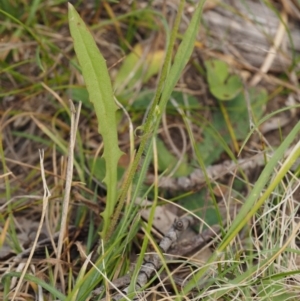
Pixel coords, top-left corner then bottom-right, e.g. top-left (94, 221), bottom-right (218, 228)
top-left (114, 0), bottom-right (206, 245)
top-left (132, 90), bottom-right (201, 111)
top-left (222, 87), bottom-right (266, 139)
top-left (197, 127), bottom-right (224, 165)
top-left (88, 157), bottom-right (125, 183)
top-left (114, 44), bottom-right (164, 94)
top-left (156, 138), bottom-right (193, 177)
top-left (68, 4), bottom-right (123, 239)
top-left (68, 87), bottom-right (91, 108)
top-left (205, 59), bottom-right (243, 100)
top-left (198, 87), bottom-right (267, 165)
top-left (2, 272), bottom-right (66, 300)
top-left (159, 2), bottom-right (205, 110)
top-left (179, 190), bottom-right (219, 228)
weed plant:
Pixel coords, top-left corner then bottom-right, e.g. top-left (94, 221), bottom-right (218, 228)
top-left (1, 1), bottom-right (300, 300)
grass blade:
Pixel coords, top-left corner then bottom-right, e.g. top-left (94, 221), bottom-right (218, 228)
top-left (2, 272), bottom-right (66, 300)
top-left (183, 120), bottom-right (300, 294)
top-left (158, 1), bottom-right (205, 112)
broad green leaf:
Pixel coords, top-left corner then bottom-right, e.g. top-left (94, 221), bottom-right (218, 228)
top-left (205, 59), bottom-right (242, 100)
top-left (68, 4), bottom-right (123, 239)
top-left (198, 87), bottom-right (267, 165)
top-left (69, 87), bottom-right (91, 108)
top-left (222, 88), bottom-right (266, 139)
top-left (179, 190), bottom-right (219, 228)
top-left (88, 157), bottom-right (125, 182)
top-left (156, 138), bottom-right (193, 177)
top-left (114, 43), bottom-right (164, 93)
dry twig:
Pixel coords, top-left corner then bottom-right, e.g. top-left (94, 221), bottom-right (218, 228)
top-left (54, 100), bottom-right (81, 282)
top-left (147, 145), bottom-right (298, 191)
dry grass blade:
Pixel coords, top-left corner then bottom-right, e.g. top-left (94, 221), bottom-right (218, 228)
top-left (0, 172), bottom-right (12, 179)
top-left (54, 100), bottom-right (82, 283)
top-left (250, 11), bottom-right (288, 86)
top-left (10, 149), bottom-right (51, 301)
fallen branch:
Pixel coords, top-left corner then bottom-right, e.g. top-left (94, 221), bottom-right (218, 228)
top-left (146, 146), bottom-right (298, 191)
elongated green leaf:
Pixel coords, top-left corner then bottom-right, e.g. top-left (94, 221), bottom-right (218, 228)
top-left (159, 1), bottom-right (205, 114)
top-left (68, 4), bottom-right (123, 239)
top-left (2, 272), bottom-right (66, 300)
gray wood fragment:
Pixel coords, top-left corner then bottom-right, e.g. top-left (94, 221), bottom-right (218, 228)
top-left (146, 146), bottom-right (298, 191)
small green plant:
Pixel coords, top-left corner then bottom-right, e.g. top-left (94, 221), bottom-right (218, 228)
top-left (68, 0), bottom-right (205, 243)
top-left (67, 0), bottom-right (205, 298)
top-left (2, 1), bottom-right (300, 300)
top-left (205, 59), bottom-right (243, 100)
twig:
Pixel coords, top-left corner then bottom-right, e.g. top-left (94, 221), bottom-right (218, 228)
top-left (146, 146), bottom-right (298, 191)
